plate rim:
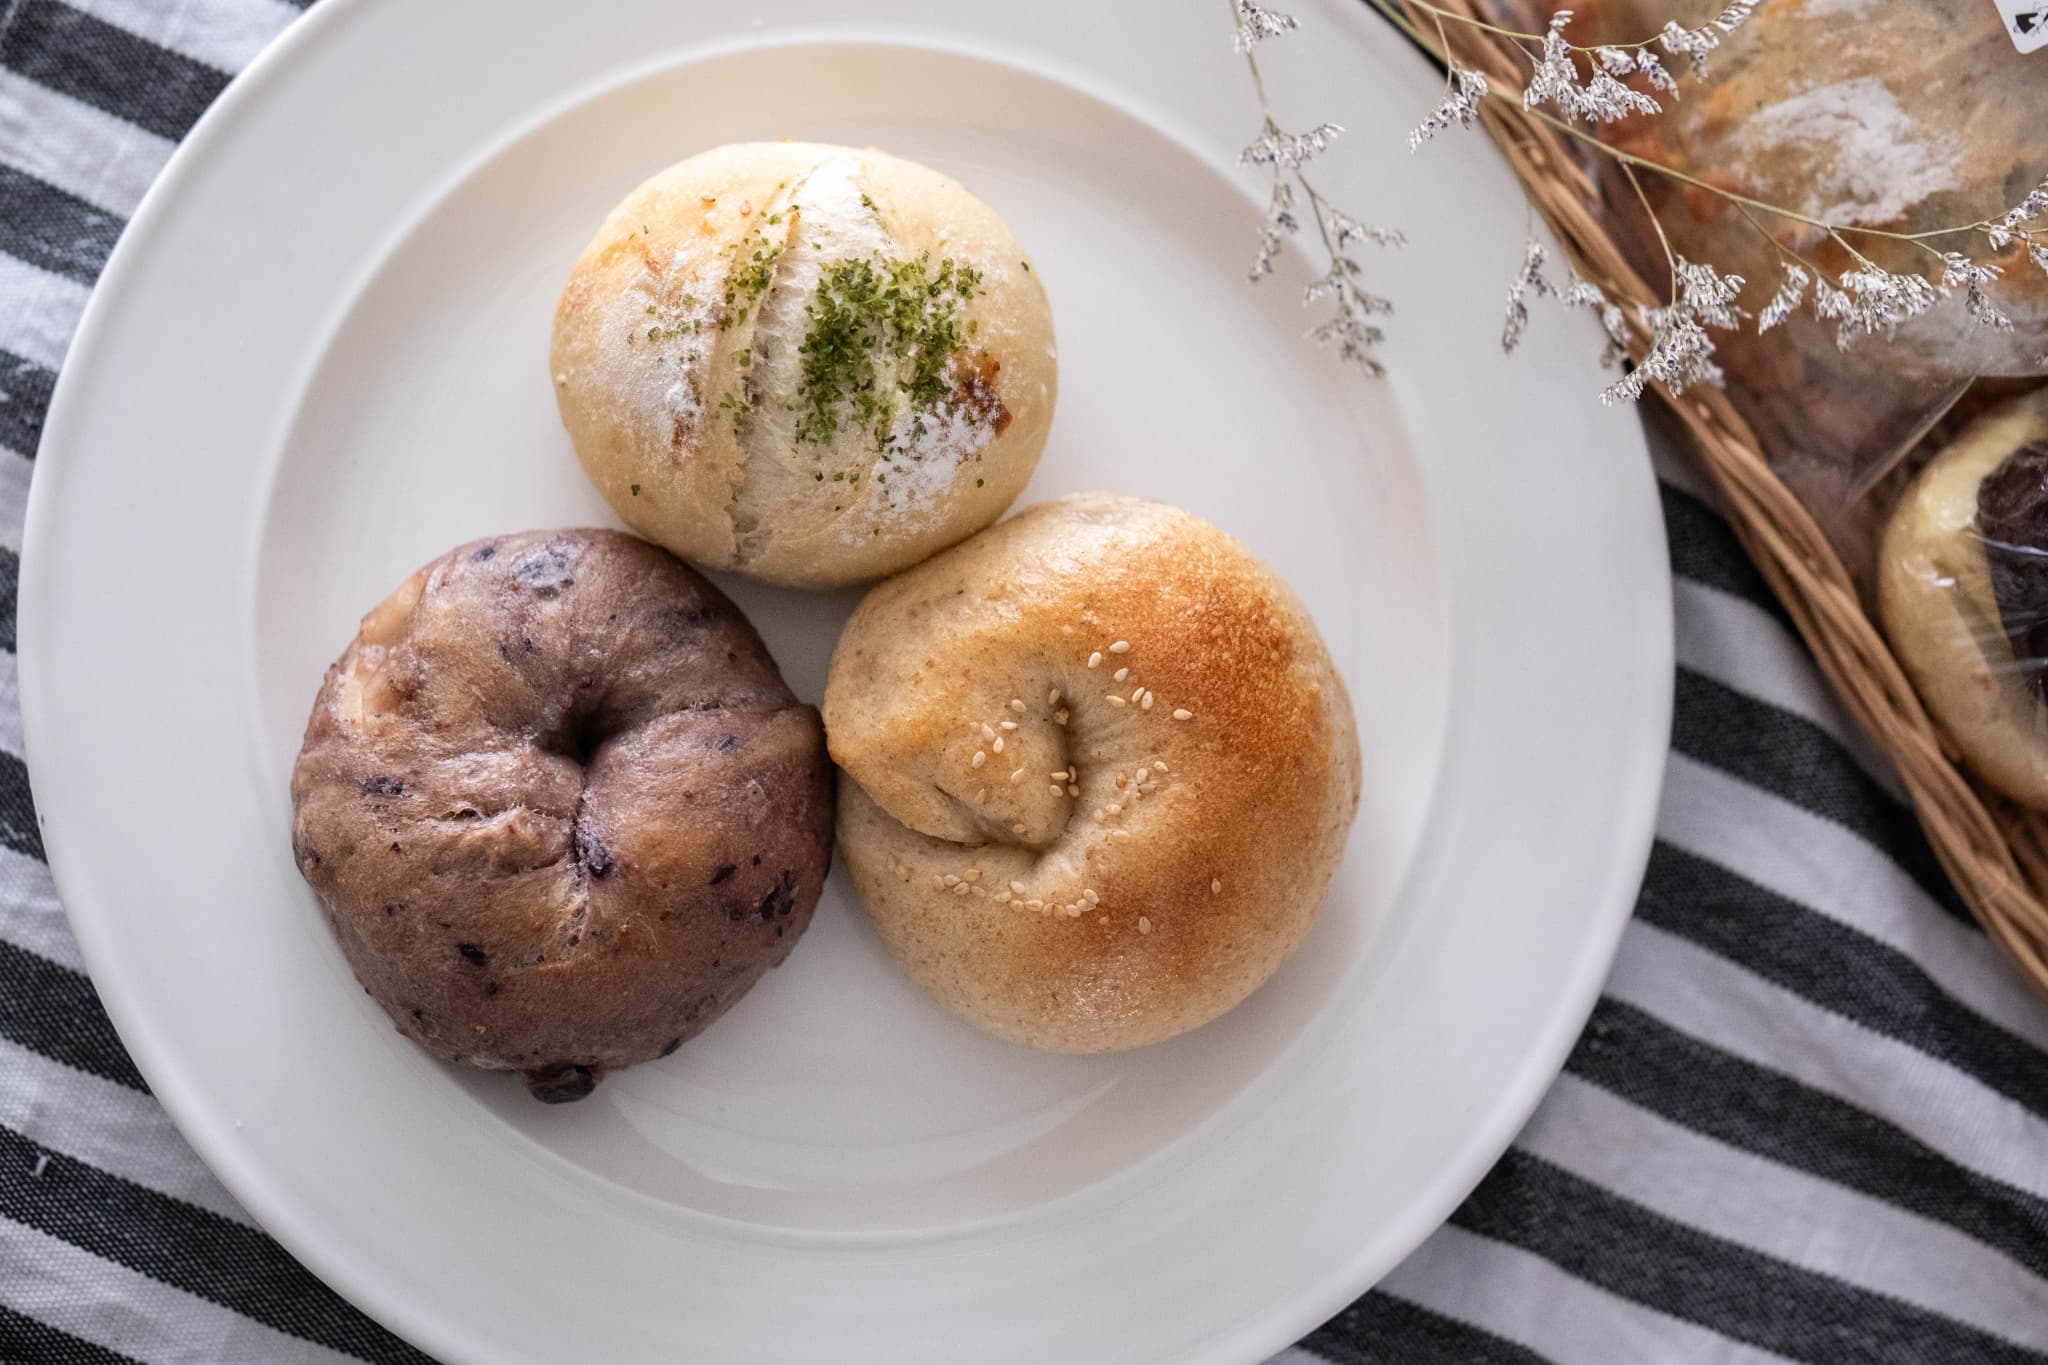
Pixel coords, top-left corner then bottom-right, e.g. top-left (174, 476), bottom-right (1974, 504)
top-left (18, 1), bottom-right (1673, 1360)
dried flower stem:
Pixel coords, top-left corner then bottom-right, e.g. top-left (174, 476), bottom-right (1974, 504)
top-left (1228, 0), bottom-right (2045, 393)
top-left (1618, 159), bottom-right (1674, 289)
top-left (1233, 0), bottom-right (1402, 372)
top-left (1363, 0), bottom-right (2030, 253)
top-left (1396, 0), bottom-right (1775, 57)
top-left (1398, 0), bottom-right (1663, 52)
top-left (1727, 198), bottom-right (1825, 276)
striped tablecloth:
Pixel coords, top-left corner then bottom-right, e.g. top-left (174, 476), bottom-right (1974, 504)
top-left (2, 2), bottom-right (2045, 1361)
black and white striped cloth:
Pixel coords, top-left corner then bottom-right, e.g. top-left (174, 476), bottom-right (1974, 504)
top-left (1, 2), bottom-right (2044, 1361)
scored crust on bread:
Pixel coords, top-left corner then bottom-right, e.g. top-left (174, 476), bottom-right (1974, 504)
top-left (824, 494), bottom-right (1362, 1052)
top-left (550, 142), bottom-right (1057, 588)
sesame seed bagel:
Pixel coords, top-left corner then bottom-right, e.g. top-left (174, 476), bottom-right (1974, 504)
top-left (824, 493), bottom-right (1361, 1052)
top-left (289, 529), bottom-right (833, 1101)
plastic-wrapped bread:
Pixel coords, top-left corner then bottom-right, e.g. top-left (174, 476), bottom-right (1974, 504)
top-left (1880, 390), bottom-right (2048, 807)
top-left (1568, 0), bottom-right (2046, 381)
top-left (1481, 0), bottom-right (2046, 548)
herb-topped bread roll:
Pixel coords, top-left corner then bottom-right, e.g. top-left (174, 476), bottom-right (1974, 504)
top-left (551, 142), bottom-right (1057, 588)
top-left (1880, 390), bottom-right (2048, 808)
top-left (824, 494), bottom-right (1361, 1052)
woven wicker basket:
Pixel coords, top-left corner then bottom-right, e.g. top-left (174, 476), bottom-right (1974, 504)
top-left (1394, 0), bottom-right (2048, 994)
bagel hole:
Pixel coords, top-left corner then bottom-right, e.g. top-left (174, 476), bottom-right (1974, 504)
top-left (541, 705), bottom-right (611, 769)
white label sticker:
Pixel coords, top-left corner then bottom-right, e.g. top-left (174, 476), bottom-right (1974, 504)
top-left (1997, 0), bottom-right (2048, 52)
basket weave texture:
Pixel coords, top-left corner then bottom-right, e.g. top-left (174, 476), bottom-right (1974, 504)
top-left (1401, 0), bottom-right (2048, 995)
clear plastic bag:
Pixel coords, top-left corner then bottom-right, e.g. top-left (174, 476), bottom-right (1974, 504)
top-left (1473, 0), bottom-right (2048, 578)
top-left (1878, 389), bottom-right (2048, 807)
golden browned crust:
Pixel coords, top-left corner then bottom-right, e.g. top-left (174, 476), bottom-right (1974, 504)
top-left (289, 530), bottom-right (833, 1100)
top-left (1880, 390), bottom-right (2048, 808)
top-left (550, 142), bottom-right (1056, 588)
top-left (824, 494), bottom-right (1361, 1052)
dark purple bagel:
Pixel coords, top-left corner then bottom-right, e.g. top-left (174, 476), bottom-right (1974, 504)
top-left (289, 529), bottom-right (832, 1101)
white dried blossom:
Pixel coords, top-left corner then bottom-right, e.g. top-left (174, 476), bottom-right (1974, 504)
top-left (1247, 224), bottom-right (1284, 282)
top-left (1633, 49), bottom-right (1679, 95)
top-left (1268, 179), bottom-right (1300, 235)
top-left (2001, 177), bottom-right (2048, 232)
top-left (1231, 0), bottom-right (1298, 53)
top-left (1657, 20), bottom-right (1712, 73)
top-left (1322, 203), bottom-right (1404, 248)
top-left (1248, 177), bottom-right (1307, 282)
top-left (1303, 263), bottom-right (1349, 305)
top-left (1755, 264), bottom-right (1809, 333)
top-left (1709, 1), bottom-right (1762, 33)
top-left (1501, 236), bottom-right (1556, 354)
top-left (1673, 257), bottom-right (1747, 330)
top-left (1563, 275), bottom-right (1631, 368)
top-left (1811, 275), bottom-right (1851, 327)
top-left (1942, 253), bottom-right (2013, 331)
top-left (1583, 70), bottom-right (1662, 121)
top-left (1501, 298), bottom-right (1530, 354)
top-left (1966, 289), bottom-right (2014, 331)
top-left (1308, 305), bottom-right (1387, 375)
top-left (1821, 265), bottom-right (1938, 347)
top-left (1987, 182), bottom-right (2045, 252)
top-left (1310, 257), bottom-right (1395, 315)
top-left (1229, 7), bottom-right (1397, 381)
top-left (1658, 1), bottom-right (1756, 76)
top-left (1526, 12), bottom-right (1661, 123)
top-left (1601, 308), bottom-right (1718, 404)
top-left (1409, 65), bottom-right (1488, 151)
top-left (1939, 252), bottom-right (1998, 290)
top-left (1594, 256), bottom-right (1742, 403)
top-left (2032, 243), bottom-right (2048, 277)
top-left (1240, 121), bottom-right (1343, 170)
top-left (1586, 47), bottom-right (1678, 99)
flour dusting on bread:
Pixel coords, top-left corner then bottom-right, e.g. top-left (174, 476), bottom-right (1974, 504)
top-left (551, 141), bottom-right (1056, 586)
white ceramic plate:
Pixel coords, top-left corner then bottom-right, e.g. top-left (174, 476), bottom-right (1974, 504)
top-left (20, 2), bottom-right (1669, 1361)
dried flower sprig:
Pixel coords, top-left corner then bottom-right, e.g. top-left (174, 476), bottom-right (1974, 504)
top-left (1564, 273), bottom-right (1632, 368)
top-left (1755, 265), bottom-right (1808, 334)
top-left (1388, 0), bottom-right (1758, 85)
top-left (1232, 0), bottom-right (1299, 51)
top-left (1524, 12), bottom-right (1663, 124)
top-left (1232, 0), bottom-right (1404, 374)
top-left (1356, 0), bottom-right (2046, 402)
top-left (1501, 236), bottom-right (1555, 352)
top-left (1506, 207), bottom-right (1739, 403)
top-left (1983, 177), bottom-right (2048, 289)
top-left (1656, 1), bottom-right (1759, 76)
top-left (1409, 64), bottom-right (1488, 150)
top-left (1229, 0), bottom-right (2043, 398)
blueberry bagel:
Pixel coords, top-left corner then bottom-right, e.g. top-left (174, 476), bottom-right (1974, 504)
top-left (290, 529), bottom-right (832, 1100)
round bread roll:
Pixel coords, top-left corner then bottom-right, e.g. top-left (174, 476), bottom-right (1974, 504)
top-left (289, 529), bottom-right (833, 1101)
top-left (824, 494), bottom-right (1361, 1052)
top-left (1880, 389), bottom-right (2048, 807)
top-left (551, 142), bottom-right (1057, 588)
